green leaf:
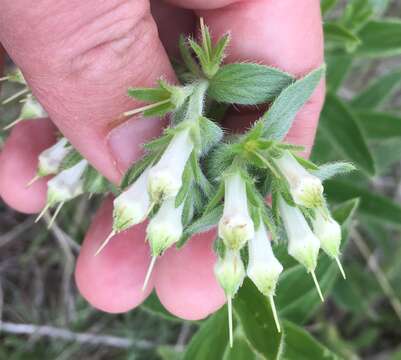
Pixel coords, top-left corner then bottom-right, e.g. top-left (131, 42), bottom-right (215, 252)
top-left (178, 35), bottom-right (201, 77)
top-left (321, 0), bottom-right (338, 15)
top-left (158, 346), bottom-right (183, 360)
top-left (82, 166), bottom-right (111, 194)
top-left (183, 309), bottom-right (228, 360)
top-left (324, 22), bottom-right (361, 50)
top-left (262, 65), bottom-right (325, 140)
top-left (312, 162), bottom-right (356, 181)
top-left (208, 63), bottom-right (294, 105)
top-left (178, 205), bottom-right (223, 247)
top-left (356, 19), bottom-right (401, 58)
top-left (222, 333), bottom-right (259, 360)
top-left (197, 116), bottom-right (224, 155)
top-left (281, 321), bottom-right (338, 359)
top-left (340, 0), bottom-right (374, 31)
top-left (318, 93), bottom-right (375, 175)
top-left (326, 54), bottom-right (353, 92)
top-left (127, 87), bottom-right (170, 102)
top-left (350, 70), bottom-right (401, 109)
top-left (355, 111), bottom-right (401, 139)
top-left (203, 181), bottom-right (225, 214)
top-left (141, 292), bottom-right (181, 322)
top-left (175, 159), bottom-right (193, 207)
top-left (371, 138), bottom-right (401, 174)
top-left (234, 279), bottom-right (284, 359)
top-left (325, 179), bottom-right (401, 226)
top-left (292, 154), bottom-right (319, 171)
top-left (212, 34), bottom-right (230, 67)
top-left (58, 149), bottom-right (83, 170)
top-left (120, 154), bottom-right (154, 189)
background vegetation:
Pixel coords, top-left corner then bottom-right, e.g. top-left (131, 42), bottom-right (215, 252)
top-left (1, 0), bottom-right (401, 358)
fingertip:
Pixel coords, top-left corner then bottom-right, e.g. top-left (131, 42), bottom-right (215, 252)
top-left (155, 230), bottom-right (225, 321)
top-left (0, 119), bottom-right (55, 213)
top-left (75, 198), bottom-right (153, 313)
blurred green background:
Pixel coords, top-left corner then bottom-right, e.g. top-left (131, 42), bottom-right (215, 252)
top-left (1, 0), bottom-right (401, 359)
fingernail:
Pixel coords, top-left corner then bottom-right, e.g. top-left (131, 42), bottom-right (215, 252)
top-left (107, 116), bottom-right (165, 174)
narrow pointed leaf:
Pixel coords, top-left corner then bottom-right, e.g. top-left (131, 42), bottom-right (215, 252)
top-left (318, 93), bottom-right (375, 175)
top-left (351, 70), bottom-right (401, 109)
top-left (262, 65), bottom-right (325, 141)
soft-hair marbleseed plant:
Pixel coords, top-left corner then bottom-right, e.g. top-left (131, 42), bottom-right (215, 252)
top-left (2, 19), bottom-right (356, 348)
top-left (93, 20), bottom-right (354, 346)
top-left (0, 68), bottom-right (48, 130)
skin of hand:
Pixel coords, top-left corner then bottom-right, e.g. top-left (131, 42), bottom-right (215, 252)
top-left (0, 0), bottom-right (325, 320)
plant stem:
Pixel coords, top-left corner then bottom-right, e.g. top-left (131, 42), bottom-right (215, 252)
top-left (184, 79), bottom-right (209, 122)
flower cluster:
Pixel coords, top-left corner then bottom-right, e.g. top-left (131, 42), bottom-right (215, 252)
top-left (1, 69), bottom-right (47, 130)
top-left (1, 19), bottom-right (355, 347)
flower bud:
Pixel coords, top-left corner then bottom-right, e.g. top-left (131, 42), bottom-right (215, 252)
top-left (146, 198), bottom-right (184, 257)
top-left (112, 168), bottom-right (151, 233)
top-left (218, 172), bottom-right (254, 250)
top-left (312, 210), bottom-right (342, 259)
top-left (148, 128), bottom-right (193, 201)
top-left (46, 159), bottom-right (88, 206)
top-left (214, 250), bottom-right (245, 298)
top-left (8, 68), bottom-right (26, 84)
top-left (37, 138), bottom-right (71, 177)
top-left (20, 96), bottom-right (47, 119)
top-left (274, 152), bottom-right (323, 208)
top-left (247, 224), bottom-right (283, 296)
top-left (279, 196), bottom-right (320, 272)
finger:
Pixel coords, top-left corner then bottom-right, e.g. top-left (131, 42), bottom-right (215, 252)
top-left (155, 230), bottom-right (225, 320)
top-left (151, 0), bottom-right (195, 59)
top-left (0, 0), bottom-right (175, 183)
top-left (75, 198), bottom-right (153, 313)
top-left (0, 119), bottom-right (56, 213)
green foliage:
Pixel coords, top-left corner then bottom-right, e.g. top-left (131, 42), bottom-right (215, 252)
top-left (262, 66), bottom-right (325, 140)
top-left (58, 149), bottom-right (83, 170)
top-left (208, 63), bottom-right (293, 105)
top-left (350, 70), bottom-right (401, 109)
top-left (355, 111), bottom-right (401, 139)
top-left (324, 22), bottom-right (361, 51)
top-left (356, 19), bottom-right (401, 57)
top-left (318, 93), bottom-right (375, 175)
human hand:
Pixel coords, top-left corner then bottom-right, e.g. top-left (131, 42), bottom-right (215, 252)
top-left (0, 0), bottom-right (324, 320)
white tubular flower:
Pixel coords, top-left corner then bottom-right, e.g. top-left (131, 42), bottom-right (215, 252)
top-left (313, 211), bottom-right (342, 259)
top-left (247, 223), bottom-right (283, 297)
top-left (148, 128), bottom-right (193, 202)
top-left (46, 159), bottom-right (88, 206)
top-left (274, 151), bottom-right (323, 208)
top-left (278, 196), bottom-right (320, 272)
top-left (112, 168), bottom-right (151, 233)
top-left (146, 197), bottom-right (184, 257)
top-left (214, 250), bottom-right (245, 298)
top-left (20, 96), bottom-right (47, 119)
top-left (218, 172), bottom-right (255, 251)
top-left (37, 138), bottom-right (71, 177)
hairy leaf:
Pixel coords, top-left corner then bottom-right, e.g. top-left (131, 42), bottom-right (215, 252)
top-left (262, 66), bottom-right (325, 140)
top-left (312, 162), bottom-right (356, 181)
top-left (208, 63), bottom-right (293, 105)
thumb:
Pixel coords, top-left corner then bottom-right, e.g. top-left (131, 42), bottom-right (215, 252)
top-left (0, 0), bottom-right (175, 183)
